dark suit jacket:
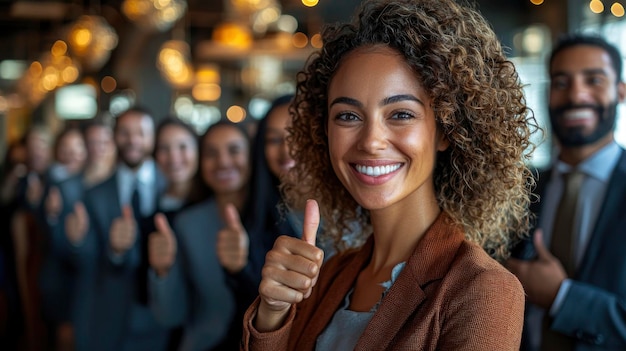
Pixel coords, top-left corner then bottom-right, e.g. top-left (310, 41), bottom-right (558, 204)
top-left (515, 148), bottom-right (626, 350)
top-left (38, 174), bottom-right (85, 324)
top-left (242, 212), bottom-right (525, 350)
top-left (76, 167), bottom-right (169, 351)
top-left (149, 198), bottom-right (236, 351)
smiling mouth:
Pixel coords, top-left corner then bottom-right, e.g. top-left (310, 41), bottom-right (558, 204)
top-left (354, 163), bottom-right (402, 177)
top-left (562, 108), bottom-right (595, 121)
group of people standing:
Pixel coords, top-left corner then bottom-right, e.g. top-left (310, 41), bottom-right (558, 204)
top-left (1, 95), bottom-right (305, 351)
top-left (2, 0), bottom-right (626, 350)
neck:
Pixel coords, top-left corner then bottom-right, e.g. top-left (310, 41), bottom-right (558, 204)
top-left (216, 190), bottom-right (247, 214)
top-left (167, 181), bottom-right (191, 199)
top-left (559, 134), bottom-right (613, 167)
top-left (367, 192), bottom-right (441, 275)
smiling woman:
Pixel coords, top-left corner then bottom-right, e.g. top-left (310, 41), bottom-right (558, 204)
top-left (241, 0), bottom-right (539, 350)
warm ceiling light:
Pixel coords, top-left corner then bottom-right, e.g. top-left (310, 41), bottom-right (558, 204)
top-left (51, 40), bottom-right (68, 57)
top-left (611, 2), bottom-right (625, 16)
top-left (101, 76), bottom-right (117, 93)
top-left (213, 22), bottom-right (253, 49)
top-left (157, 40), bottom-right (194, 88)
top-left (590, 0), bottom-right (605, 13)
top-left (310, 33), bottom-right (323, 48)
top-left (122, 0), bottom-right (187, 32)
top-left (196, 65), bottom-right (220, 83)
top-left (276, 15), bottom-right (298, 33)
top-left (302, 0), bottom-right (319, 7)
top-left (292, 32), bottom-right (308, 48)
top-left (226, 105), bottom-right (246, 123)
top-left (192, 83), bottom-right (221, 101)
top-left (67, 15), bottom-right (118, 71)
top-left (530, 0), bottom-right (544, 5)
top-left (61, 66), bottom-right (79, 83)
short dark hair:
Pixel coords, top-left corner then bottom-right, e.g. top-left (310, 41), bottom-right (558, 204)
top-left (114, 106), bottom-right (154, 132)
top-left (549, 33), bottom-right (623, 82)
top-left (155, 116), bottom-right (198, 144)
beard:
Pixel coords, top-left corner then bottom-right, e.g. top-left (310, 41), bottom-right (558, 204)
top-left (548, 101), bottom-right (617, 147)
top-left (118, 147), bottom-right (146, 169)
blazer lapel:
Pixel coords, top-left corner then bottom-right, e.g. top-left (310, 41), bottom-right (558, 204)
top-left (355, 213), bottom-right (464, 350)
top-left (296, 239), bottom-right (373, 348)
top-left (577, 149), bottom-right (626, 278)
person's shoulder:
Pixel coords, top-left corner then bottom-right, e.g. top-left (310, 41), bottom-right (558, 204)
top-left (453, 241), bottom-right (522, 290)
top-left (84, 172), bottom-right (116, 195)
top-left (173, 198), bottom-right (220, 234)
top-left (177, 198), bottom-right (217, 219)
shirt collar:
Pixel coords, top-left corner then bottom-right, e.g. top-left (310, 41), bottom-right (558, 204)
top-left (117, 159), bottom-right (155, 186)
top-left (555, 141), bottom-right (621, 182)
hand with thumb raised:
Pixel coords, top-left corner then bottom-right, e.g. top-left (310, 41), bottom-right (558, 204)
top-left (216, 203), bottom-right (249, 274)
top-left (26, 173), bottom-right (43, 207)
top-left (109, 205), bottom-right (137, 255)
top-left (45, 186), bottom-right (63, 221)
top-left (65, 202), bottom-right (89, 245)
top-left (149, 213), bottom-right (177, 277)
top-left (256, 199), bottom-right (324, 332)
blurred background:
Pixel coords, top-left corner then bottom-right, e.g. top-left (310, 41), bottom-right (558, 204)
top-left (1, 0), bottom-right (626, 168)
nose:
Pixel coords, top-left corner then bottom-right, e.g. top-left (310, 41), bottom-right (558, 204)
top-left (568, 77), bottom-right (594, 105)
top-left (357, 118), bottom-right (387, 153)
top-left (216, 150), bottom-right (231, 167)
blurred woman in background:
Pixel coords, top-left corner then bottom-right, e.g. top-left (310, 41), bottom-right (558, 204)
top-left (149, 121), bottom-right (251, 351)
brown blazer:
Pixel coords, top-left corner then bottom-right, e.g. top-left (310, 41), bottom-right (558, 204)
top-left (242, 212), bottom-right (525, 350)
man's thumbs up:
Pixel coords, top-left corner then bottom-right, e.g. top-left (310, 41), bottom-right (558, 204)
top-left (65, 202), bottom-right (89, 245)
top-left (109, 205), bottom-right (137, 254)
top-left (216, 203), bottom-right (249, 274)
top-left (149, 213), bottom-right (177, 277)
top-left (45, 186), bottom-right (63, 221)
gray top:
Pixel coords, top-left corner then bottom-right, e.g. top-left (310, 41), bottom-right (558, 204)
top-left (315, 262), bottom-right (406, 350)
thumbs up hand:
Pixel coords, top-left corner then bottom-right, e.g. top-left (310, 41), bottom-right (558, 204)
top-left (109, 206), bottom-right (137, 255)
top-left (45, 186), bottom-right (63, 221)
top-left (255, 199), bottom-right (324, 332)
top-left (149, 213), bottom-right (177, 277)
top-left (216, 204), bottom-right (249, 274)
top-left (65, 202), bottom-right (89, 245)
top-left (26, 173), bottom-right (43, 207)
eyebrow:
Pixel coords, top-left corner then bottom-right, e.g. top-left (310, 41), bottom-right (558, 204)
top-left (329, 94), bottom-right (424, 108)
top-left (551, 68), bottom-right (609, 78)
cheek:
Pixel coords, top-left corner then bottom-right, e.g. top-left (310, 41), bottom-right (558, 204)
top-left (185, 151), bottom-right (199, 170)
top-left (237, 156), bottom-right (250, 176)
top-left (201, 158), bottom-right (214, 178)
top-left (265, 146), bottom-right (278, 164)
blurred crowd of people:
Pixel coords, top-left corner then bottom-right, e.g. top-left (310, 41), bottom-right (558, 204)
top-left (0, 94), bottom-right (327, 351)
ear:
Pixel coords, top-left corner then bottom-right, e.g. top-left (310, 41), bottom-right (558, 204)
top-left (436, 127), bottom-right (450, 152)
top-left (618, 81), bottom-right (626, 103)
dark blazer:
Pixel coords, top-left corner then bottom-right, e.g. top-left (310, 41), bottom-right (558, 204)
top-left (149, 198), bottom-right (236, 351)
top-left (516, 148), bottom-right (626, 350)
top-left (76, 167), bottom-right (169, 351)
top-left (242, 212), bottom-right (525, 351)
top-left (38, 174), bottom-right (85, 324)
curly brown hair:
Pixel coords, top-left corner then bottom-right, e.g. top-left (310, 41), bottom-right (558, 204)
top-left (282, 0), bottom-right (538, 261)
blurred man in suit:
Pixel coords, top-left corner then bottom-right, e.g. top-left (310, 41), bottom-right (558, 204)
top-left (508, 34), bottom-right (626, 350)
top-left (67, 107), bottom-right (168, 351)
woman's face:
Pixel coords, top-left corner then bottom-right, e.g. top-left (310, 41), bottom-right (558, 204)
top-left (264, 104), bottom-right (296, 178)
top-left (201, 124), bottom-right (250, 195)
top-left (326, 45), bottom-right (449, 212)
top-left (85, 125), bottom-right (115, 163)
top-left (56, 130), bottom-right (87, 175)
top-left (26, 129), bottom-right (52, 174)
top-left (155, 124), bottom-right (198, 185)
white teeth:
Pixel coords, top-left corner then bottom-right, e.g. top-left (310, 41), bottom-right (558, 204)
top-left (563, 109), bottom-right (594, 120)
top-left (355, 163), bottom-right (401, 177)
